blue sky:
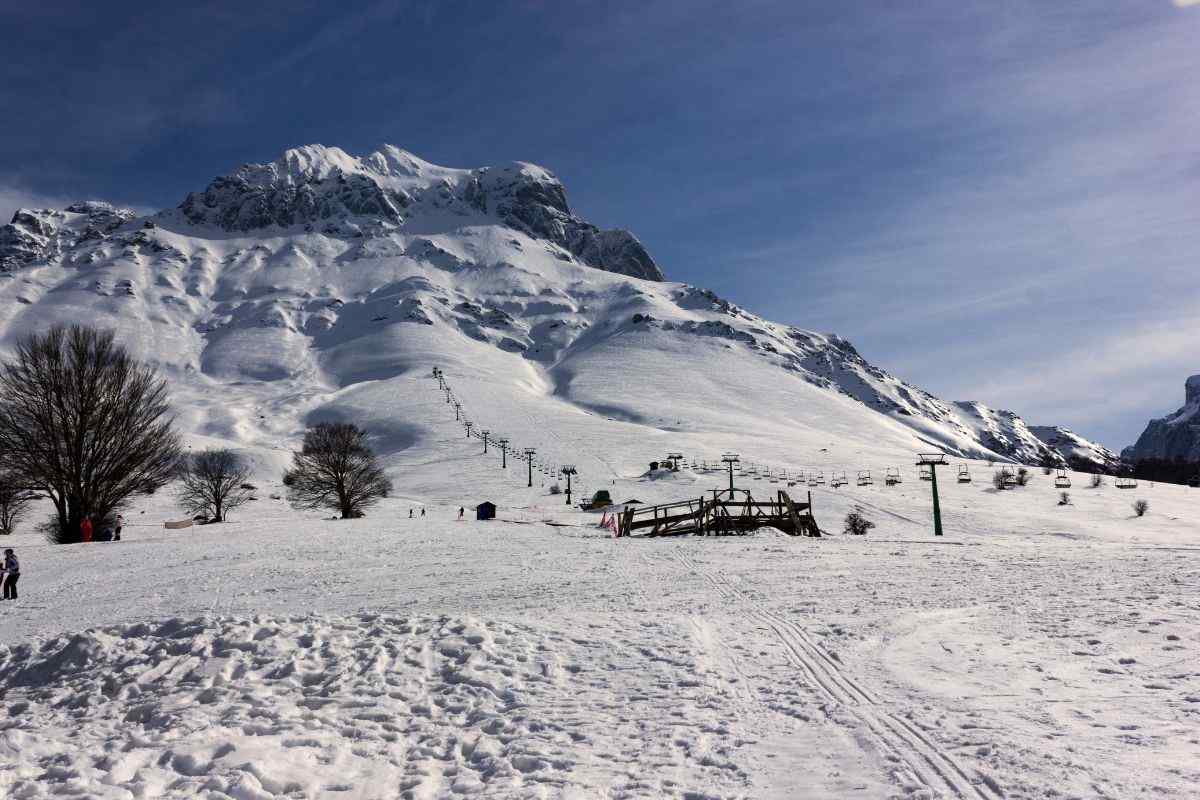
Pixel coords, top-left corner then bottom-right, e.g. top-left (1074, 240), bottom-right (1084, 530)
top-left (2, 1), bottom-right (1198, 449)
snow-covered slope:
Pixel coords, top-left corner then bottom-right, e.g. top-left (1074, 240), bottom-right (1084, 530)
top-left (1122, 375), bottom-right (1200, 463)
top-left (0, 144), bottom-right (1110, 476)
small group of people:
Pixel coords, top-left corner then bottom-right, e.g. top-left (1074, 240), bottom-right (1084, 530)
top-left (79, 513), bottom-right (123, 543)
top-left (406, 507), bottom-right (468, 519)
top-left (0, 548), bottom-right (18, 600)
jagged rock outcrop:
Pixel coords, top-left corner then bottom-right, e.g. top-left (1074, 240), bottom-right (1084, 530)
top-left (477, 163), bottom-right (663, 281)
top-left (1122, 375), bottom-right (1200, 463)
top-left (0, 202), bottom-right (135, 271)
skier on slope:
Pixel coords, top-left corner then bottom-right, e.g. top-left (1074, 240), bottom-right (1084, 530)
top-left (80, 515), bottom-right (93, 543)
top-left (458, 507), bottom-right (464, 520)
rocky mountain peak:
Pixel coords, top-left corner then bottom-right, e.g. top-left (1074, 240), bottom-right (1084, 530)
top-left (1122, 374), bottom-right (1200, 464)
top-left (171, 144), bottom-right (664, 282)
top-left (1186, 374), bottom-right (1200, 405)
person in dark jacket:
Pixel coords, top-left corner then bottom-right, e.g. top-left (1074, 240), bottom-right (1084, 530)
top-left (1, 549), bottom-right (18, 600)
top-left (115, 514), bottom-right (124, 541)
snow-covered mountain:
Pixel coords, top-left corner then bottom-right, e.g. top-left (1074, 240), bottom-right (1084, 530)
top-left (0, 144), bottom-right (1113, 474)
top-left (1122, 375), bottom-right (1200, 463)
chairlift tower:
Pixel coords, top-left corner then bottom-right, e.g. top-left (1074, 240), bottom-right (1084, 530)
top-left (498, 439), bottom-right (509, 468)
top-left (561, 465), bottom-right (577, 505)
top-left (721, 453), bottom-right (740, 493)
top-left (916, 453), bottom-right (949, 537)
top-left (481, 430), bottom-right (490, 453)
top-left (524, 448), bottom-right (536, 487)
top-left (453, 401), bottom-right (461, 421)
top-left (667, 452), bottom-right (683, 471)
top-left (464, 421), bottom-right (474, 439)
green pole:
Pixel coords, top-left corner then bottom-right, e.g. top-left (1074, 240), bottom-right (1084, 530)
top-left (930, 464), bottom-right (943, 537)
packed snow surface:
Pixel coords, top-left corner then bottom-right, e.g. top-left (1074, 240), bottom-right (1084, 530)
top-left (1, 375), bottom-right (1197, 799)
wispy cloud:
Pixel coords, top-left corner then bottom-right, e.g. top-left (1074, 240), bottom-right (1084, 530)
top-left (694, 3), bottom-right (1200, 448)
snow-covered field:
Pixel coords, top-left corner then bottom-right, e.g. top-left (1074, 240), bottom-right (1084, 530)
top-left (2, 399), bottom-right (1197, 799)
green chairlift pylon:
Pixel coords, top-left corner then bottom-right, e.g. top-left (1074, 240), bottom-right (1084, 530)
top-left (916, 453), bottom-right (949, 536)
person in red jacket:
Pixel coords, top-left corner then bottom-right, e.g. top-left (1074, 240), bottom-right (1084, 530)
top-left (80, 515), bottom-right (93, 543)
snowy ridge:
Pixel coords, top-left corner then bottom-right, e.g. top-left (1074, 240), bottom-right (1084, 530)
top-left (0, 144), bottom-right (1112, 477)
top-left (1030, 424), bottom-right (1122, 472)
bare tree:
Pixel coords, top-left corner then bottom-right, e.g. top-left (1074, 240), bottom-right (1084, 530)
top-left (0, 474), bottom-right (35, 534)
top-left (0, 325), bottom-right (182, 543)
top-left (1133, 499), bottom-right (1149, 517)
top-left (177, 449), bottom-right (254, 522)
top-left (284, 422), bottom-right (391, 518)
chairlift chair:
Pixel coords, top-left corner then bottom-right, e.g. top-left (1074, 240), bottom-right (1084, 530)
top-left (1054, 468), bottom-right (1071, 488)
top-left (885, 467), bottom-right (902, 486)
top-left (1116, 476), bottom-right (1137, 489)
top-left (957, 464), bottom-right (971, 484)
top-left (831, 471), bottom-right (847, 488)
top-left (919, 465), bottom-right (933, 482)
top-left (815, 471), bottom-right (826, 486)
top-left (857, 470), bottom-right (872, 486)
top-left (1000, 467), bottom-right (1017, 487)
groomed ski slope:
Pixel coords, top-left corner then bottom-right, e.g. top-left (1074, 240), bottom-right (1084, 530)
top-left (1, 371), bottom-right (1198, 800)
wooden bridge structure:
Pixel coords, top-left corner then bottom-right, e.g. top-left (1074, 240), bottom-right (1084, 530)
top-left (616, 489), bottom-right (821, 538)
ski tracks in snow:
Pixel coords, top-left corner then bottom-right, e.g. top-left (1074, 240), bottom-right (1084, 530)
top-left (670, 547), bottom-right (1003, 800)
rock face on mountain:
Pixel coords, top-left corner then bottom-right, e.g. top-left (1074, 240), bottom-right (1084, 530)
top-left (0, 202), bottom-right (136, 272)
top-left (0, 143), bottom-right (1110, 469)
top-left (1122, 376), bottom-right (1200, 463)
top-left (175, 145), bottom-right (664, 281)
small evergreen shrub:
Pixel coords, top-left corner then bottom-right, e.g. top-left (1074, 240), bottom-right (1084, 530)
top-left (844, 510), bottom-right (875, 536)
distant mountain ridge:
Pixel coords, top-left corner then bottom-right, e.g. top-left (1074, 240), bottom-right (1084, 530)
top-left (0, 143), bottom-right (1116, 473)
